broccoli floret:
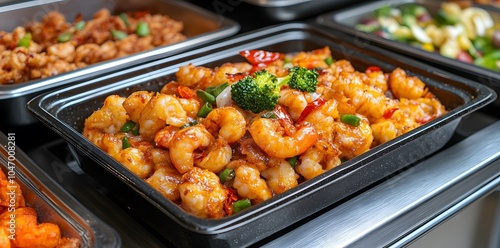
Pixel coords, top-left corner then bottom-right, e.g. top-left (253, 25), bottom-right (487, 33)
top-left (277, 66), bottom-right (319, 93)
top-left (231, 70), bottom-right (280, 113)
top-left (230, 67), bottom-right (319, 113)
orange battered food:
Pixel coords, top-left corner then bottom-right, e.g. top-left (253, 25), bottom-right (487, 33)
top-left (0, 169), bottom-right (80, 248)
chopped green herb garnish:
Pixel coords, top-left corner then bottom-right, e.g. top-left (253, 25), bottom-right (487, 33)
top-left (122, 137), bottom-right (131, 149)
top-left (205, 82), bottom-right (229, 97)
top-left (58, 32), bottom-right (72, 43)
top-left (324, 57), bottom-right (334, 66)
top-left (121, 121), bottom-right (136, 132)
top-left (197, 102), bottom-right (213, 118)
top-left (286, 156), bottom-right (298, 168)
top-left (119, 13), bottom-right (130, 27)
top-left (233, 199), bottom-right (251, 213)
top-left (340, 114), bottom-right (361, 127)
top-left (218, 168), bottom-right (235, 183)
top-left (75, 20), bottom-right (86, 30)
top-left (111, 30), bottom-right (127, 40)
top-left (17, 33), bottom-right (31, 48)
top-left (196, 90), bottom-right (216, 104)
top-left (136, 22), bottom-right (149, 37)
top-left (261, 112), bottom-right (277, 119)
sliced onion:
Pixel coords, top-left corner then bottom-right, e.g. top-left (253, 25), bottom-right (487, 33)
top-left (309, 92), bottom-right (320, 101)
top-left (216, 84), bottom-right (233, 108)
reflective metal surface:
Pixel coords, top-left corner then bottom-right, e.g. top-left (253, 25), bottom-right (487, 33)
top-left (262, 120), bottom-right (500, 247)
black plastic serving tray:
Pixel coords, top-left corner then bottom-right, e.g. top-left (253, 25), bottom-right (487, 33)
top-left (0, 132), bottom-right (121, 247)
top-left (26, 23), bottom-right (496, 247)
top-left (316, 0), bottom-right (500, 106)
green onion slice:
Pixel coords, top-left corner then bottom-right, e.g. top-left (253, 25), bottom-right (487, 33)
top-left (131, 124), bottom-right (140, 136)
top-left (197, 102), bottom-right (213, 118)
top-left (17, 33), bottom-right (32, 48)
top-left (340, 114), bottom-right (361, 127)
top-left (205, 82), bottom-right (229, 97)
top-left (119, 13), bottom-right (130, 27)
top-left (122, 137), bottom-right (131, 149)
top-left (111, 30), bottom-right (127, 40)
top-left (218, 168), bottom-right (235, 183)
top-left (57, 32), bottom-right (72, 43)
top-left (196, 90), bottom-right (216, 104)
top-left (75, 20), bottom-right (86, 30)
top-left (233, 199), bottom-right (251, 213)
top-left (261, 112), bottom-right (277, 119)
top-left (286, 156), bottom-right (298, 168)
top-left (136, 22), bottom-right (149, 37)
top-left (324, 57), bottom-right (334, 66)
top-left (180, 120), bottom-right (199, 129)
top-left (121, 121), bottom-right (136, 132)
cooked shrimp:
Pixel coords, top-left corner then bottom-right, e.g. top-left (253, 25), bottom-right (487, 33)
top-left (195, 138), bottom-right (232, 173)
top-left (249, 118), bottom-right (318, 159)
top-left (202, 106), bottom-right (247, 143)
top-left (83, 95), bottom-right (129, 134)
top-left (302, 99), bottom-right (339, 137)
top-left (205, 62), bottom-right (252, 88)
top-left (237, 138), bottom-right (270, 171)
top-left (231, 162), bottom-right (272, 204)
top-left (176, 63), bottom-right (213, 88)
top-left (332, 114), bottom-right (373, 159)
top-left (178, 97), bottom-right (201, 118)
top-left (292, 46), bottom-right (331, 69)
top-left (122, 91), bottom-right (155, 123)
top-left (146, 147), bottom-right (172, 170)
top-left (153, 125), bottom-right (179, 149)
top-left (0, 207), bottom-right (60, 248)
top-left (278, 89), bottom-right (310, 121)
top-left (296, 142), bottom-right (341, 180)
top-left (363, 69), bottom-right (388, 92)
top-left (410, 97), bottom-right (447, 122)
top-left (333, 71), bottom-right (388, 122)
top-left (330, 59), bottom-right (356, 77)
top-left (178, 167), bottom-right (227, 218)
top-left (371, 120), bottom-right (398, 146)
top-left (146, 166), bottom-right (182, 202)
top-left (169, 125), bottom-right (213, 174)
top-left (139, 93), bottom-right (188, 140)
top-left (389, 68), bottom-right (428, 99)
top-left (84, 131), bottom-right (123, 158)
top-left (115, 147), bottom-right (154, 178)
top-left (260, 159), bottom-right (299, 194)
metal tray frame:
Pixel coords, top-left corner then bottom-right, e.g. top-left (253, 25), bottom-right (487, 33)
top-left (0, 0), bottom-right (239, 126)
top-left (26, 23), bottom-right (496, 247)
top-left (239, 0), bottom-right (354, 21)
top-left (316, 0), bottom-right (500, 106)
top-left (0, 131), bottom-right (121, 247)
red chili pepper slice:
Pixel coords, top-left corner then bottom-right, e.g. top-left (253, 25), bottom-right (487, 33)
top-left (226, 72), bottom-right (246, 82)
top-left (177, 85), bottom-right (196, 99)
top-left (239, 50), bottom-right (284, 66)
top-left (365, 65), bottom-right (381, 74)
top-left (417, 116), bottom-right (433, 125)
top-left (224, 188), bottom-right (238, 216)
top-left (383, 107), bottom-right (399, 119)
top-left (297, 97), bottom-right (327, 123)
top-left (274, 105), bottom-right (296, 136)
